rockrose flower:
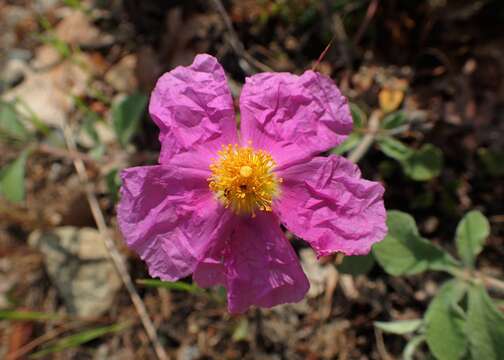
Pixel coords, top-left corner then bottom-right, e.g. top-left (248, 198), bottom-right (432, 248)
top-left (118, 54), bottom-right (387, 313)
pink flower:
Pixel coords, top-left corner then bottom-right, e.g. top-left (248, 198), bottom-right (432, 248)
top-left (118, 54), bottom-right (387, 313)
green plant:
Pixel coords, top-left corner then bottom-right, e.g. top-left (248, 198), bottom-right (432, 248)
top-left (372, 210), bottom-right (503, 360)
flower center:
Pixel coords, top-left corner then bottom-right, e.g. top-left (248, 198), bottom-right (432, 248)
top-left (208, 144), bottom-right (281, 216)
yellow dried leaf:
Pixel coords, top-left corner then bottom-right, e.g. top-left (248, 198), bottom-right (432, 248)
top-left (379, 88), bottom-right (404, 113)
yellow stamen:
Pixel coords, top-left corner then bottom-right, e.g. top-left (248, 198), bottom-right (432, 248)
top-left (240, 165), bottom-right (253, 178)
top-left (208, 144), bottom-right (280, 216)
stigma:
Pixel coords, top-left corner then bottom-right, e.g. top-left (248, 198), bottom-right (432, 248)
top-left (208, 144), bottom-right (281, 216)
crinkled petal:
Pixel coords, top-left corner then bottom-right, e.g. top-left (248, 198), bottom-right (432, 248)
top-left (194, 213), bottom-right (309, 313)
top-left (117, 164), bottom-right (233, 281)
top-left (274, 155), bottom-right (387, 256)
top-left (239, 71), bottom-right (352, 168)
top-left (149, 54), bottom-right (238, 168)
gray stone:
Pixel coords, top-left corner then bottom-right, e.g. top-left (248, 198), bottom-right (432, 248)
top-left (29, 227), bottom-right (122, 317)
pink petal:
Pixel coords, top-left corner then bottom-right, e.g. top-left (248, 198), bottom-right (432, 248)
top-left (149, 54), bottom-right (238, 168)
top-left (274, 155), bottom-right (387, 256)
top-left (117, 165), bottom-right (232, 281)
top-left (239, 71), bottom-right (352, 168)
top-left (194, 213), bottom-right (309, 313)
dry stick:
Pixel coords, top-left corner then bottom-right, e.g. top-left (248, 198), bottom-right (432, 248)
top-left (311, 34), bottom-right (337, 72)
top-left (210, 0), bottom-right (272, 73)
top-left (332, 13), bottom-right (352, 70)
top-left (480, 273), bottom-right (504, 295)
top-left (36, 143), bottom-right (96, 165)
top-left (6, 321), bottom-right (93, 360)
top-left (61, 124), bottom-right (169, 360)
top-left (353, 0), bottom-right (379, 46)
top-left (348, 110), bottom-right (381, 163)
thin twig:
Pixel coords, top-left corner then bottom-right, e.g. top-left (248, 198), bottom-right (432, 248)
top-left (36, 143), bottom-right (97, 165)
top-left (348, 110), bottom-right (381, 163)
top-left (353, 0), bottom-right (379, 46)
top-left (323, 0), bottom-right (352, 70)
top-left (479, 273), bottom-right (504, 296)
top-left (452, 268), bottom-right (504, 296)
top-left (312, 34), bottom-right (337, 72)
top-left (374, 328), bottom-right (394, 360)
top-left (61, 124), bottom-right (169, 360)
top-left (210, 0), bottom-right (272, 73)
top-left (6, 321), bottom-right (95, 360)
top-left (332, 13), bottom-right (352, 70)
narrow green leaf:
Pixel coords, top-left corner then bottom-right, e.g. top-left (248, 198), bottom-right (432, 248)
top-left (402, 144), bottom-right (443, 181)
top-left (381, 111), bottom-right (408, 130)
top-left (455, 210), bottom-right (490, 268)
top-left (136, 279), bottom-right (200, 293)
top-left (466, 285), bottom-right (504, 360)
top-left (0, 101), bottom-right (29, 141)
top-left (232, 318), bottom-right (249, 342)
top-left (105, 169), bottom-right (121, 203)
top-left (374, 319), bottom-right (423, 335)
top-left (378, 137), bottom-right (414, 161)
top-left (331, 133), bottom-right (362, 155)
top-left (373, 211), bottom-right (460, 276)
top-left (350, 102), bottom-right (366, 129)
top-left (425, 280), bottom-right (468, 360)
top-left (0, 150), bottom-right (29, 203)
top-left (30, 322), bottom-right (130, 358)
top-left (112, 93), bottom-right (148, 146)
top-left (338, 253), bottom-right (375, 275)
top-left (0, 310), bottom-right (62, 321)
top-left (82, 114), bottom-right (101, 145)
top-left (403, 335), bottom-right (426, 360)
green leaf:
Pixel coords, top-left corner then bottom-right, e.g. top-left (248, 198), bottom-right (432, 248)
top-left (30, 322), bottom-right (130, 358)
top-left (455, 210), bottom-right (490, 268)
top-left (402, 144), bottom-right (443, 181)
top-left (381, 111), bottom-right (408, 130)
top-left (338, 253), bottom-right (375, 275)
top-left (350, 102), bottom-right (366, 129)
top-left (331, 133), bottom-right (362, 155)
top-left (373, 211), bottom-right (460, 276)
top-left (105, 169), bottom-right (121, 203)
top-left (89, 143), bottom-right (105, 160)
top-left (425, 280), bottom-right (468, 360)
top-left (136, 279), bottom-right (201, 293)
top-left (0, 309), bottom-right (62, 322)
top-left (0, 101), bottom-right (29, 141)
top-left (0, 150), bottom-right (29, 203)
top-left (466, 285), bottom-right (504, 360)
top-left (478, 148), bottom-right (504, 176)
top-left (374, 319), bottom-right (423, 335)
top-left (82, 114), bottom-right (101, 145)
top-left (232, 318), bottom-right (249, 342)
top-left (403, 335), bottom-right (426, 360)
top-left (378, 137), bottom-right (414, 161)
top-left (112, 93), bottom-right (148, 147)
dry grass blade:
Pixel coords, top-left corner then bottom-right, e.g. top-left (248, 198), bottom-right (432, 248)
top-left (210, 0), bottom-right (272, 73)
top-left (61, 124), bottom-right (169, 360)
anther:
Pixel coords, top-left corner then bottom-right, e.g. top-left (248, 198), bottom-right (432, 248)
top-left (240, 165), bottom-right (253, 178)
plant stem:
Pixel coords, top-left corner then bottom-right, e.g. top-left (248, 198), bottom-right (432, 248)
top-left (348, 110), bottom-right (381, 163)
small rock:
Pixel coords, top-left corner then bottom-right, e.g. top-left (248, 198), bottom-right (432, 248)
top-left (4, 52), bottom-right (93, 128)
top-left (29, 227), bottom-right (121, 317)
top-left (177, 345), bottom-right (200, 360)
top-left (55, 11), bottom-right (104, 48)
top-left (1, 58), bottom-right (28, 90)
